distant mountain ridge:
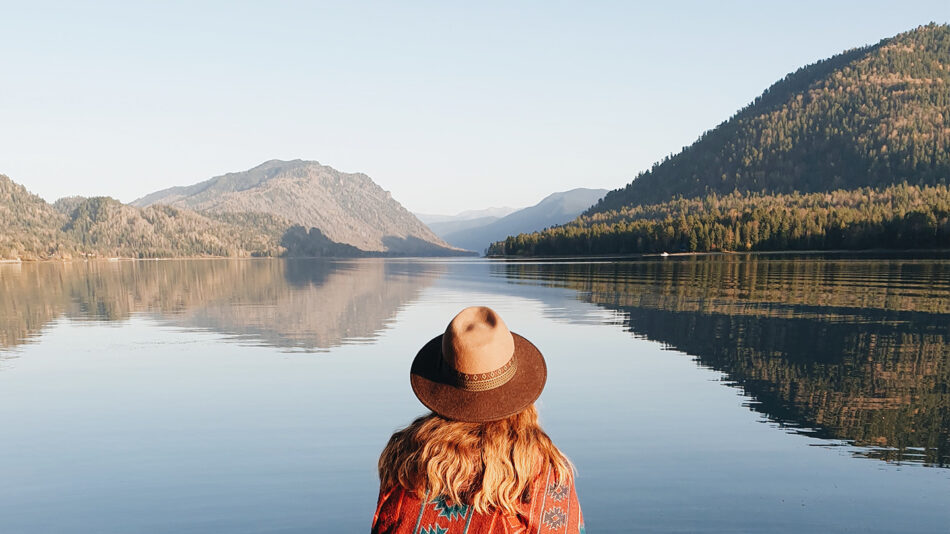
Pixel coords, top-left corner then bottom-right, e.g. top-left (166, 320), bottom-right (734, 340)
top-left (133, 159), bottom-right (459, 255)
top-left (432, 188), bottom-right (607, 254)
top-left (426, 216), bottom-right (503, 238)
top-left (416, 207), bottom-right (518, 225)
top-left (589, 23), bottom-right (950, 215)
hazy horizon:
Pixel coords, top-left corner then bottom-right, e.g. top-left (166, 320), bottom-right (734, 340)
top-left (2, 2), bottom-right (947, 214)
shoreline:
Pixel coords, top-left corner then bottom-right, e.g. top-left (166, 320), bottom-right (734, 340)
top-left (0, 253), bottom-right (477, 264)
top-left (4, 247), bottom-right (950, 264)
top-left (483, 248), bottom-right (950, 262)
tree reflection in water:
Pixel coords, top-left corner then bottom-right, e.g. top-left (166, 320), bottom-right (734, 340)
top-left (498, 256), bottom-right (950, 468)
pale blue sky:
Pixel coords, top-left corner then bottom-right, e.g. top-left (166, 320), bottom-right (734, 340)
top-left (1, 1), bottom-right (947, 214)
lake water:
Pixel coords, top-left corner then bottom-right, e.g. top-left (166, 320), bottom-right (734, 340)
top-left (0, 256), bottom-right (948, 533)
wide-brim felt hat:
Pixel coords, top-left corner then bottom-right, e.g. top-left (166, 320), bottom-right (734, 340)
top-left (410, 306), bottom-right (547, 423)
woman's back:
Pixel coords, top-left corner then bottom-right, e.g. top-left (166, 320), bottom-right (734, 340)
top-left (372, 464), bottom-right (583, 533)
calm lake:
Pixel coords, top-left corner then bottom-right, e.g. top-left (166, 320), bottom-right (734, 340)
top-left (0, 255), bottom-right (948, 533)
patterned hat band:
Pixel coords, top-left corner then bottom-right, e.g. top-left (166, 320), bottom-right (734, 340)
top-left (445, 356), bottom-right (518, 392)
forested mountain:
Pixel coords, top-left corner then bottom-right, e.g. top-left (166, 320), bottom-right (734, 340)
top-left (492, 24), bottom-right (950, 256)
top-left (435, 188), bottom-right (607, 253)
top-left (133, 159), bottom-right (457, 255)
top-left (590, 24), bottom-right (949, 214)
top-left (0, 175), bottom-right (72, 259)
top-left (51, 196), bottom-right (88, 215)
top-left (591, 23), bottom-right (949, 214)
top-left (61, 197), bottom-right (285, 258)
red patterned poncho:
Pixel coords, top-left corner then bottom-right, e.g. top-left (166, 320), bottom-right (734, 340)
top-left (371, 465), bottom-right (585, 534)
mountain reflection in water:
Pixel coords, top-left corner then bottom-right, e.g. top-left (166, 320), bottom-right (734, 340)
top-left (0, 259), bottom-right (444, 353)
top-left (496, 257), bottom-right (950, 468)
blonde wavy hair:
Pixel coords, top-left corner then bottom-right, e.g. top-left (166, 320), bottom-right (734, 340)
top-left (378, 404), bottom-right (573, 515)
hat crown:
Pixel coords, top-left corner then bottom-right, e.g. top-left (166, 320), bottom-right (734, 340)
top-left (442, 306), bottom-right (515, 375)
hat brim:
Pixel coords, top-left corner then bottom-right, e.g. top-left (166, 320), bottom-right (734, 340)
top-left (410, 332), bottom-right (547, 423)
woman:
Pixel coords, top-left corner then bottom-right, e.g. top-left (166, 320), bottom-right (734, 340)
top-left (372, 306), bottom-right (584, 533)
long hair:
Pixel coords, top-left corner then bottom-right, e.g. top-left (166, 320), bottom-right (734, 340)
top-left (378, 404), bottom-right (573, 515)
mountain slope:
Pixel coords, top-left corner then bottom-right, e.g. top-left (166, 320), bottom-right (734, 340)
top-left (438, 188), bottom-right (606, 253)
top-left (0, 175), bottom-right (287, 260)
top-left (590, 23), bottom-right (950, 215)
top-left (133, 159), bottom-right (459, 255)
top-left (62, 197), bottom-right (284, 257)
top-left (0, 175), bottom-right (70, 259)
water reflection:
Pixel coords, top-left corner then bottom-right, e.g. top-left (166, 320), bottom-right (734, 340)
top-left (497, 257), bottom-right (950, 468)
top-left (2, 256), bottom-right (948, 468)
top-left (0, 259), bottom-right (444, 352)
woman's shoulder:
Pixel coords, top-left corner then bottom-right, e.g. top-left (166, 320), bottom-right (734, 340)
top-left (520, 464), bottom-right (584, 533)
